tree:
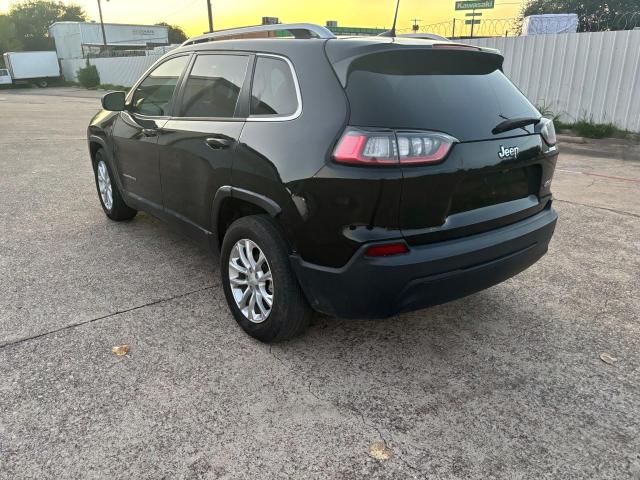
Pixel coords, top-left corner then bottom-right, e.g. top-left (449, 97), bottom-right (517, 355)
top-left (521, 0), bottom-right (640, 32)
top-left (0, 15), bottom-right (23, 59)
top-left (156, 22), bottom-right (188, 44)
top-left (9, 0), bottom-right (87, 51)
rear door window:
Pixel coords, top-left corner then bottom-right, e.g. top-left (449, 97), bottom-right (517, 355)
top-left (344, 50), bottom-right (539, 142)
top-left (250, 56), bottom-right (298, 117)
top-left (180, 54), bottom-right (249, 118)
top-left (130, 55), bottom-right (189, 116)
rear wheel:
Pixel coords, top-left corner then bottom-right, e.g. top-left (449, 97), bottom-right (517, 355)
top-left (221, 215), bottom-right (312, 342)
top-left (93, 149), bottom-right (137, 221)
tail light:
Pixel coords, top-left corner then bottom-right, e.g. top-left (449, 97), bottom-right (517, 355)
top-left (333, 127), bottom-right (457, 166)
top-left (538, 118), bottom-right (557, 146)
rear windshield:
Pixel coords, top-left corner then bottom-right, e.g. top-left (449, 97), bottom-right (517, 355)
top-left (344, 50), bottom-right (539, 142)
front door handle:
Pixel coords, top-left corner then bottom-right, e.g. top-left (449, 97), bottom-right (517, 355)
top-left (142, 128), bottom-right (158, 137)
top-left (206, 137), bottom-right (233, 149)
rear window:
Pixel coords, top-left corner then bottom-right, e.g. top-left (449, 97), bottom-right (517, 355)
top-left (344, 50), bottom-right (539, 142)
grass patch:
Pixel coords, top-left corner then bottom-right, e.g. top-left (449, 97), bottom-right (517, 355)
top-left (572, 121), bottom-right (623, 139)
top-left (536, 105), bottom-right (631, 139)
top-left (98, 83), bottom-right (131, 93)
top-left (64, 80), bottom-right (130, 92)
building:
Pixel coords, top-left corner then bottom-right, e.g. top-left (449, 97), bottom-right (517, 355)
top-left (48, 21), bottom-right (169, 60)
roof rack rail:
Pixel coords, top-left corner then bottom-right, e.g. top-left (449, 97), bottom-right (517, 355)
top-left (182, 23), bottom-right (336, 46)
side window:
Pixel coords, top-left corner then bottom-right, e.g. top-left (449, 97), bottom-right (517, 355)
top-left (250, 56), bottom-right (298, 117)
top-left (180, 55), bottom-right (249, 118)
top-left (130, 56), bottom-right (189, 116)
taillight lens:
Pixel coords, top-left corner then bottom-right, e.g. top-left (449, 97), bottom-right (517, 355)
top-left (333, 127), bottom-right (457, 166)
top-left (539, 118), bottom-right (557, 146)
top-left (333, 129), bottom-right (397, 165)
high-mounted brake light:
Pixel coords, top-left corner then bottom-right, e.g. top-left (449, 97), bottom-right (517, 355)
top-left (365, 242), bottom-right (409, 257)
top-left (432, 44), bottom-right (480, 51)
top-left (333, 128), bottom-right (457, 166)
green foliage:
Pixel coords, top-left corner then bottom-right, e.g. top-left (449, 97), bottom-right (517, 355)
top-left (521, 0), bottom-right (640, 32)
top-left (77, 59), bottom-right (99, 89)
top-left (0, 15), bottom-right (23, 59)
top-left (6, 0), bottom-right (86, 51)
top-left (156, 22), bottom-right (188, 44)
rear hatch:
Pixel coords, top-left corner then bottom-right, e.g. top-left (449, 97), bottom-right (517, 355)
top-left (327, 41), bottom-right (557, 245)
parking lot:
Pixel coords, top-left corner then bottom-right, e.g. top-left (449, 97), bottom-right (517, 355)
top-left (1, 87), bottom-right (639, 479)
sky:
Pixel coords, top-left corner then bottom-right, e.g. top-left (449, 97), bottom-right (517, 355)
top-left (0, 0), bottom-right (524, 36)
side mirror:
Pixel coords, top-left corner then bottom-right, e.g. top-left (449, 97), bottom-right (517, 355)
top-left (101, 91), bottom-right (126, 111)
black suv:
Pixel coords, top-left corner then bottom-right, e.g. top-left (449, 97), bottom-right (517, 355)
top-left (88, 24), bottom-right (558, 342)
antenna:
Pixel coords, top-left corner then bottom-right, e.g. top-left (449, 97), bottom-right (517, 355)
top-left (379, 0), bottom-right (401, 37)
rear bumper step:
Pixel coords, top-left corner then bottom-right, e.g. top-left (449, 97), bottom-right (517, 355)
top-left (291, 203), bottom-right (557, 318)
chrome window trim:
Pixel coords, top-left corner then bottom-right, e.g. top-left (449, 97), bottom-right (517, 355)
top-left (246, 53), bottom-right (302, 123)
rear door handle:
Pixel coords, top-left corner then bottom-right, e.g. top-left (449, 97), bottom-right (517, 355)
top-left (206, 137), bottom-right (233, 149)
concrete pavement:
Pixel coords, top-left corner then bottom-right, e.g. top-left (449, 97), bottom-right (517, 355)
top-left (1, 88), bottom-right (638, 479)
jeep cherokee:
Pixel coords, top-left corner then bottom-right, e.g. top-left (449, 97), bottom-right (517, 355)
top-left (87, 23), bottom-right (558, 342)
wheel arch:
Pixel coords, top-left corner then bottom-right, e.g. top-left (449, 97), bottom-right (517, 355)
top-left (211, 186), bottom-right (283, 253)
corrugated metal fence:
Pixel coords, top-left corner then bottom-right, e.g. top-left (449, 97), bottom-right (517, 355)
top-left (61, 55), bottom-right (162, 87)
top-left (465, 30), bottom-right (640, 132)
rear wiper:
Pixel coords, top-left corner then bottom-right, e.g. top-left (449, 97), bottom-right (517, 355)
top-left (492, 117), bottom-right (541, 135)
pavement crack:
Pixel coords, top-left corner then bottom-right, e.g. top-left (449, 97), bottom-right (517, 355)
top-left (0, 285), bottom-right (216, 351)
top-left (554, 198), bottom-right (640, 219)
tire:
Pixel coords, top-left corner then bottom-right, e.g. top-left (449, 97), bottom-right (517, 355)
top-left (220, 215), bottom-right (312, 342)
top-left (93, 149), bottom-right (137, 221)
top-left (37, 79), bottom-right (47, 88)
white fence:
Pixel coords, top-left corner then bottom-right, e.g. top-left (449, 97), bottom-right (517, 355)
top-left (466, 30), bottom-right (640, 132)
top-left (61, 54), bottom-right (162, 87)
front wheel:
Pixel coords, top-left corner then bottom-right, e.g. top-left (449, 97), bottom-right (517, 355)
top-left (220, 215), bottom-right (312, 342)
top-left (93, 149), bottom-right (137, 221)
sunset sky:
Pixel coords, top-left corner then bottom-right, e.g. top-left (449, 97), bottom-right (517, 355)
top-left (0, 0), bottom-right (524, 36)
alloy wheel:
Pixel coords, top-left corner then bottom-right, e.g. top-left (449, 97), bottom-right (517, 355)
top-left (228, 238), bottom-right (274, 323)
top-left (97, 160), bottom-right (113, 210)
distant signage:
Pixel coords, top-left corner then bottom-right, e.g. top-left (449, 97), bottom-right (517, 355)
top-left (132, 29), bottom-right (156, 36)
top-left (455, 0), bottom-right (494, 10)
top-left (465, 19), bottom-right (481, 25)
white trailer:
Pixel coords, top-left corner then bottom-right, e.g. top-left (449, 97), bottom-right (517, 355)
top-left (2, 51), bottom-right (61, 87)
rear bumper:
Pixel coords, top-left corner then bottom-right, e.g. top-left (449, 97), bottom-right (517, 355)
top-left (291, 204), bottom-right (557, 318)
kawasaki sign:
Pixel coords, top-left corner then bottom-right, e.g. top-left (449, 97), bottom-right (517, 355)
top-left (455, 0), bottom-right (494, 10)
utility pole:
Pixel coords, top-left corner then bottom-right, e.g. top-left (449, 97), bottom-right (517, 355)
top-left (96, 0), bottom-right (108, 51)
top-left (206, 0), bottom-right (213, 32)
top-left (411, 18), bottom-right (421, 32)
top-left (470, 8), bottom-right (476, 37)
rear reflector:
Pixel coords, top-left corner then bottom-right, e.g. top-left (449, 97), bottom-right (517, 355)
top-left (365, 243), bottom-right (409, 257)
top-left (333, 127), bottom-right (457, 166)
